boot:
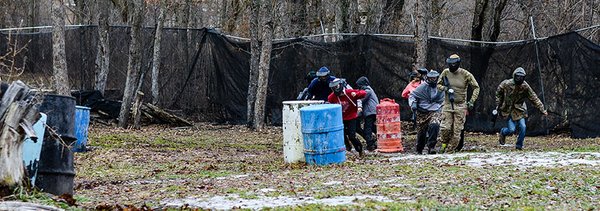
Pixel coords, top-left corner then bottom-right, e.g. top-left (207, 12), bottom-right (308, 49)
top-left (498, 133), bottom-right (506, 145)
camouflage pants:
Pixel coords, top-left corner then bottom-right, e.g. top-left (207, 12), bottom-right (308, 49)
top-left (441, 103), bottom-right (466, 153)
top-left (415, 111), bottom-right (442, 153)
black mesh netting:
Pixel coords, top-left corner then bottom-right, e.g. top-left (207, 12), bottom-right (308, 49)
top-left (1, 26), bottom-right (598, 138)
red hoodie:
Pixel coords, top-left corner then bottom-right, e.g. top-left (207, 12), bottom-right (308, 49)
top-left (328, 89), bottom-right (367, 120)
top-left (402, 80), bottom-right (421, 99)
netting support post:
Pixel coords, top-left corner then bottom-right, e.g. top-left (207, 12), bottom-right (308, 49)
top-left (530, 16), bottom-right (549, 135)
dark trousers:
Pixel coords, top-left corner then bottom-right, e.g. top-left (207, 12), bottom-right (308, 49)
top-left (356, 114), bottom-right (377, 150)
top-left (343, 118), bottom-right (363, 152)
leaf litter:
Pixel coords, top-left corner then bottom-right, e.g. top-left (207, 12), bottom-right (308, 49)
top-left (70, 123), bottom-right (600, 210)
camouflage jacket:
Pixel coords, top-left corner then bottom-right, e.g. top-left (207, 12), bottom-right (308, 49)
top-left (437, 68), bottom-right (480, 106)
top-left (495, 79), bottom-right (546, 120)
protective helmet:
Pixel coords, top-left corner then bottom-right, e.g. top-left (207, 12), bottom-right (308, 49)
top-left (316, 66), bottom-right (330, 77)
top-left (446, 54), bottom-right (461, 72)
top-left (409, 72), bottom-right (419, 81)
top-left (426, 70), bottom-right (440, 87)
top-left (513, 67), bottom-right (526, 85)
top-left (329, 78), bottom-right (345, 96)
top-left (417, 68), bottom-right (428, 76)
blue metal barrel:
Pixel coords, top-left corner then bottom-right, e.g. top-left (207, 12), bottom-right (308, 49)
top-left (299, 104), bottom-right (346, 165)
top-left (22, 113), bottom-right (47, 185)
top-left (73, 106), bottom-right (91, 152)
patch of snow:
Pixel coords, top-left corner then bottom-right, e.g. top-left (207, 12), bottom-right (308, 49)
top-left (162, 194), bottom-right (393, 210)
top-left (259, 188), bottom-right (276, 193)
top-left (322, 181), bottom-right (342, 186)
top-left (389, 152), bottom-right (600, 168)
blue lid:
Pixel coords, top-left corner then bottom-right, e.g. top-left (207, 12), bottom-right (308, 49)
top-left (75, 106), bottom-right (91, 110)
top-left (299, 104), bottom-right (340, 112)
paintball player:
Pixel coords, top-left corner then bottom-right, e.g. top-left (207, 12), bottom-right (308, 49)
top-left (437, 54), bottom-right (480, 153)
top-left (495, 67), bottom-right (548, 150)
top-left (298, 66), bottom-right (336, 101)
top-left (402, 70), bottom-right (423, 99)
top-left (355, 76), bottom-right (379, 151)
top-left (328, 78), bottom-right (367, 157)
top-left (409, 70), bottom-right (445, 154)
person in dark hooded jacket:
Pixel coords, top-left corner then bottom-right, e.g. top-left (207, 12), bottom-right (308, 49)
top-left (355, 76), bottom-right (379, 151)
top-left (302, 66), bottom-right (336, 101)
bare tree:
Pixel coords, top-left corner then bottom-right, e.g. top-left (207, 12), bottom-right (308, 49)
top-left (291, 0), bottom-right (308, 36)
top-left (414, 0), bottom-right (429, 68)
top-left (247, 0), bottom-right (261, 127)
top-left (253, 0), bottom-right (275, 130)
top-left (379, 0), bottom-right (406, 33)
top-left (94, 0), bottom-right (111, 95)
top-left (51, 0), bottom-right (70, 96)
top-left (151, 0), bottom-right (166, 105)
top-left (471, 0), bottom-right (509, 42)
top-left (118, 0), bottom-right (146, 128)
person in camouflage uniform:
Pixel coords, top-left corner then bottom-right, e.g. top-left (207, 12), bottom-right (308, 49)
top-left (495, 67), bottom-right (548, 150)
top-left (437, 54), bottom-right (480, 153)
top-left (409, 70), bottom-right (444, 154)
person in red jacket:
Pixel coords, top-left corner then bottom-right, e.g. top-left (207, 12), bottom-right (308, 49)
top-left (328, 78), bottom-right (367, 156)
top-left (402, 72), bottom-right (422, 99)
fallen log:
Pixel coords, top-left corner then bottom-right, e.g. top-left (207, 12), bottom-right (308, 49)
top-left (141, 103), bottom-right (193, 127)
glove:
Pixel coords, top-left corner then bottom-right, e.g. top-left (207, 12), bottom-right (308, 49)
top-left (467, 102), bottom-right (474, 110)
top-left (411, 103), bottom-right (417, 111)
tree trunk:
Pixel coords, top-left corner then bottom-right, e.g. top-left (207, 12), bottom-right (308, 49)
top-left (379, 0), bottom-right (405, 33)
top-left (471, 0), bottom-right (508, 42)
top-left (51, 0), bottom-right (70, 96)
top-left (94, 0), bottom-right (111, 95)
top-left (253, 0), bottom-right (274, 130)
top-left (247, 0), bottom-right (261, 127)
top-left (430, 0), bottom-right (443, 36)
top-left (290, 0), bottom-right (307, 36)
top-left (151, 0), bottom-right (166, 105)
top-left (118, 0), bottom-right (145, 128)
top-left (413, 0), bottom-right (429, 69)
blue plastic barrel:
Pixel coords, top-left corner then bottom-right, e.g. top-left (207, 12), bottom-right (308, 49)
top-left (22, 113), bottom-right (47, 185)
top-left (299, 104), bottom-right (346, 165)
top-left (73, 106), bottom-right (91, 152)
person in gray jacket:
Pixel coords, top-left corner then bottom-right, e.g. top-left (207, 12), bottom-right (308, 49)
top-left (355, 76), bottom-right (379, 151)
top-left (409, 70), bottom-right (445, 154)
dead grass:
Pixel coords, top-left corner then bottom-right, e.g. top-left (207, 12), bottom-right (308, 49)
top-left (68, 122), bottom-right (600, 209)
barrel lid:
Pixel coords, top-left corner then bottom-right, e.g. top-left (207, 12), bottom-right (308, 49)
top-left (75, 106), bottom-right (91, 110)
top-left (282, 100), bottom-right (324, 105)
top-left (300, 104), bottom-right (340, 111)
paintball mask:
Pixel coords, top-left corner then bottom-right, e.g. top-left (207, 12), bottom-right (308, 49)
top-left (446, 54), bottom-right (461, 72)
top-left (316, 66), bottom-right (330, 82)
top-left (329, 79), bottom-right (345, 96)
top-left (426, 70), bottom-right (440, 87)
top-left (513, 67), bottom-right (526, 85)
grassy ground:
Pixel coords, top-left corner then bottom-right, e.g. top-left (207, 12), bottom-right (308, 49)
top-left (20, 123), bottom-right (600, 210)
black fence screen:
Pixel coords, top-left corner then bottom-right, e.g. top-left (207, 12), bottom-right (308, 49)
top-left (1, 26), bottom-right (598, 138)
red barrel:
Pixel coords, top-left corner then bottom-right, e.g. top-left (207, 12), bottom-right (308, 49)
top-left (376, 98), bottom-right (404, 153)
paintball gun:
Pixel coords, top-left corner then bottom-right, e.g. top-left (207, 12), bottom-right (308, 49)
top-left (296, 88), bottom-right (309, 100)
top-left (491, 107), bottom-right (499, 127)
top-left (443, 76), bottom-right (455, 110)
